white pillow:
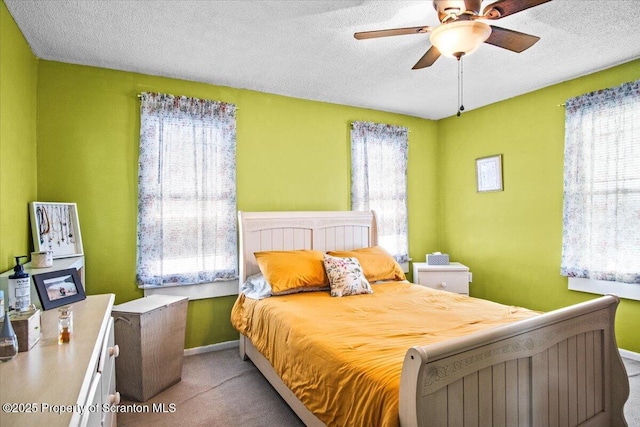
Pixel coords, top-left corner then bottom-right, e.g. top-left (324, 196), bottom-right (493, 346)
top-left (240, 273), bottom-right (272, 299)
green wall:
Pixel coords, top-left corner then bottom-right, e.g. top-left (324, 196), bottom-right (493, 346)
top-left (0, 1), bottom-right (38, 273)
top-left (2, 0), bottom-right (637, 352)
top-left (35, 61), bottom-right (439, 348)
top-left (438, 60), bottom-right (640, 353)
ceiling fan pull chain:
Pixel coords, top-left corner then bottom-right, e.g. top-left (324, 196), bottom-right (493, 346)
top-left (461, 57), bottom-right (465, 112)
top-left (457, 57), bottom-right (460, 116)
top-left (457, 55), bottom-right (465, 117)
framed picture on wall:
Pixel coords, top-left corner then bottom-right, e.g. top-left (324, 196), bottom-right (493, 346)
top-left (29, 202), bottom-right (84, 259)
top-left (476, 155), bottom-right (503, 192)
top-left (33, 268), bottom-right (86, 310)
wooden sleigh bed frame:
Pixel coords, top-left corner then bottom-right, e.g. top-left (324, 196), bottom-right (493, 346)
top-left (237, 210), bottom-right (629, 427)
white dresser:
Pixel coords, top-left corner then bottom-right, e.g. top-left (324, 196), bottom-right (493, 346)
top-left (0, 294), bottom-right (119, 427)
top-left (412, 262), bottom-right (470, 295)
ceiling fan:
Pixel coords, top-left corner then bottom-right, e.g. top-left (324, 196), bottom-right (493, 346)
top-left (354, 0), bottom-right (552, 69)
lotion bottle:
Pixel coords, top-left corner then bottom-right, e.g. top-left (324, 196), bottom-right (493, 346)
top-left (8, 256), bottom-right (30, 312)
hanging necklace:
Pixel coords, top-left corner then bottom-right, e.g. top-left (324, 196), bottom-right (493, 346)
top-left (37, 207), bottom-right (51, 244)
top-left (51, 206), bottom-right (62, 246)
top-left (67, 205), bottom-right (74, 243)
top-left (60, 205), bottom-right (66, 244)
top-left (47, 207), bottom-right (53, 248)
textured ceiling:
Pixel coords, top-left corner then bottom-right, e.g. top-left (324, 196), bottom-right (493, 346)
top-left (5, 0), bottom-right (640, 119)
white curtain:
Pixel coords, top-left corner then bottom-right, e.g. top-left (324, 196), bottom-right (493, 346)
top-left (136, 92), bottom-right (237, 288)
top-left (351, 121), bottom-right (409, 263)
top-left (561, 80), bottom-right (640, 284)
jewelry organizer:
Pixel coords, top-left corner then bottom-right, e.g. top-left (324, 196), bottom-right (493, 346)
top-left (29, 202), bottom-right (84, 259)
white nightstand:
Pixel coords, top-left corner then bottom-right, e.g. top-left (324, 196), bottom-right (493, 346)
top-left (412, 262), bottom-right (470, 295)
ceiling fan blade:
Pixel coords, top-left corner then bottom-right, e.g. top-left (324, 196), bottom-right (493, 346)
top-left (412, 46), bottom-right (441, 69)
top-left (482, 0), bottom-right (552, 19)
top-left (354, 26), bottom-right (431, 40)
top-left (484, 26), bottom-right (540, 52)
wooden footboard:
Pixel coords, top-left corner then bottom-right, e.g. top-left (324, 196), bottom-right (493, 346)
top-left (399, 295), bottom-right (629, 427)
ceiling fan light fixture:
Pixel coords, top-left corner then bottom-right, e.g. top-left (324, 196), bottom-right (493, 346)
top-left (429, 20), bottom-right (492, 58)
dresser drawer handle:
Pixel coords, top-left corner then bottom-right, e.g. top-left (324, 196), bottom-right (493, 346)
top-left (440, 282), bottom-right (447, 289)
top-left (108, 344), bottom-right (120, 358)
top-left (109, 392), bottom-right (121, 405)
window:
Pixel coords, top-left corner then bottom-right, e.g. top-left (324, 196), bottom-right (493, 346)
top-left (136, 92), bottom-right (237, 288)
top-left (561, 80), bottom-right (640, 296)
top-left (351, 121), bottom-right (409, 263)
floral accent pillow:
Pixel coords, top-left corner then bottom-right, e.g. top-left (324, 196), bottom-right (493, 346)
top-left (323, 254), bottom-right (373, 297)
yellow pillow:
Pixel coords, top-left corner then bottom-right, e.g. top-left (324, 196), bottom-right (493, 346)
top-left (327, 246), bottom-right (406, 282)
top-left (255, 249), bottom-right (329, 295)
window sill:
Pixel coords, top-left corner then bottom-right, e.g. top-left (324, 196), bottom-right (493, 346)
top-left (143, 279), bottom-right (239, 300)
top-left (568, 277), bottom-right (640, 302)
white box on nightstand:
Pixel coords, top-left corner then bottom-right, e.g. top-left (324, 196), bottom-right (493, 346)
top-left (412, 262), bottom-right (470, 295)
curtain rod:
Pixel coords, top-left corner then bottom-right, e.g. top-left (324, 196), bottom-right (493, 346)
top-left (136, 93), bottom-right (238, 110)
top-left (350, 122), bottom-right (411, 132)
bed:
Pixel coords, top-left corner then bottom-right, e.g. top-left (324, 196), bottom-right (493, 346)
top-left (232, 210), bottom-right (629, 427)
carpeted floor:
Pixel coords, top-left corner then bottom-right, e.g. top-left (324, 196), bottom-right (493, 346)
top-left (118, 348), bottom-right (640, 426)
top-left (117, 347), bottom-right (303, 427)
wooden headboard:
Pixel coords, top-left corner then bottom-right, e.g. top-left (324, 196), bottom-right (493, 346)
top-left (237, 211), bottom-right (378, 284)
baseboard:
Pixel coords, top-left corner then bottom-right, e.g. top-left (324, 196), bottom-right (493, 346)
top-left (619, 348), bottom-right (640, 362)
top-left (184, 340), bottom-right (239, 356)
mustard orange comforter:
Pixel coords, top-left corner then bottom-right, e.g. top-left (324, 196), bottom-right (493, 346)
top-left (230, 282), bottom-right (539, 427)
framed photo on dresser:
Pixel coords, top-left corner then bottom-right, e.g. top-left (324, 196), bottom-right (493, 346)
top-left (33, 268), bottom-right (86, 310)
